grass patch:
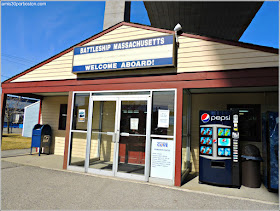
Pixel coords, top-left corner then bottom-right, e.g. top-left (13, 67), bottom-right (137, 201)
top-left (1, 134), bottom-right (31, 151)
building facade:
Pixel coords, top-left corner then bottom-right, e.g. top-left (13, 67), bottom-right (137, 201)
top-left (1, 22), bottom-right (278, 186)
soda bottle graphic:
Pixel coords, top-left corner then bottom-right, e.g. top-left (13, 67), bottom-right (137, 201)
top-left (225, 129), bottom-right (230, 136)
top-left (201, 146), bottom-right (206, 154)
top-left (200, 137), bottom-right (206, 144)
top-left (225, 148), bottom-right (231, 156)
top-left (218, 129), bottom-right (223, 136)
top-left (201, 128), bottom-right (206, 135)
top-left (206, 128), bottom-right (212, 135)
top-left (206, 147), bottom-right (212, 154)
top-left (203, 137), bottom-right (207, 144)
top-left (218, 148), bottom-right (225, 156)
top-left (206, 138), bottom-right (211, 145)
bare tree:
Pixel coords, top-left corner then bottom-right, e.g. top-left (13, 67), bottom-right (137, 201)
top-left (5, 95), bottom-right (26, 134)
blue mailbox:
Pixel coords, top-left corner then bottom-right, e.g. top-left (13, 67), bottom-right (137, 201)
top-left (31, 124), bottom-right (52, 156)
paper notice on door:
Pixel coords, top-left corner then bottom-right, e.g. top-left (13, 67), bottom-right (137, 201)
top-left (78, 109), bottom-right (86, 122)
top-left (158, 109), bottom-right (170, 128)
top-left (130, 118), bottom-right (139, 130)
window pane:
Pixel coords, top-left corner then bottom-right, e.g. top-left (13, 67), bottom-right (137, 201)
top-left (92, 101), bottom-right (116, 133)
top-left (151, 91), bottom-right (175, 136)
top-left (120, 101), bottom-right (147, 135)
top-left (72, 93), bottom-right (90, 130)
top-left (58, 104), bottom-right (67, 130)
top-left (69, 132), bottom-right (87, 167)
top-left (228, 104), bottom-right (261, 142)
top-left (89, 101), bottom-right (117, 171)
top-left (182, 89), bottom-right (191, 174)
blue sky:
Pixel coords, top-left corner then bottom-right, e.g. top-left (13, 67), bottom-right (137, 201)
top-left (1, 1), bottom-right (279, 82)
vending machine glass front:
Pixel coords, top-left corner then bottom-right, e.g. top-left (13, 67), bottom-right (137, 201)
top-left (200, 127), bottom-right (213, 156)
top-left (217, 128), bottom-right (231, 157)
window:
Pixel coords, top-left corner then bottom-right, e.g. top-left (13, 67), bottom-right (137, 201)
top-left (151, 91), bottom-right (175, 136)
top-left (58, 104), bottom-right (67, 130)
top-left (72, 93), bottom-right (90, 131)
top-left (227, 104), bottom-right (261, 142)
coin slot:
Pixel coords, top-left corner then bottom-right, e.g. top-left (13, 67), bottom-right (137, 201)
top-left (211, 161), bottom-right (225, 168)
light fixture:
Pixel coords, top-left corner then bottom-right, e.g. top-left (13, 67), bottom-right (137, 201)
top-left (174, 23), bottom-right (182, 48)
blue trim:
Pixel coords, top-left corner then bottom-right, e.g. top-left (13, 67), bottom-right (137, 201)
top-left (72, 58), bottom-right (173, 73)
top-left (74, 35), bottom-right (173, 55)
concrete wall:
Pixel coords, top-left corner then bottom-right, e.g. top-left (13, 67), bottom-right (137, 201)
top-left (189, 92), bottom-right (278, 172)
top-left (103, 1), bottom-right (130, 30)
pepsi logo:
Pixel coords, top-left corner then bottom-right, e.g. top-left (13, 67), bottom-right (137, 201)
top-left (201, 113), bottom-right (210, 123)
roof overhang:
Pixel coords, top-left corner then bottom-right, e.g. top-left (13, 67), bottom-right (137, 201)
top-left (144, 1), bottom-right (263, 41)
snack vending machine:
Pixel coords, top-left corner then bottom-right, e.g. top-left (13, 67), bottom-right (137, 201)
top-left (199, 110), bottom-right (240, 187)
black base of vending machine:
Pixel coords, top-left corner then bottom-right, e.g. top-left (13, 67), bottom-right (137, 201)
top-left (199, 110), bottom-right (241, 188)
top-left (199, 157), bottom-right (232, 186)
top-left (199, 157), bottom-right (241, 188)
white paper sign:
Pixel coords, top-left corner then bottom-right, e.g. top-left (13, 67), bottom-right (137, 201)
top-left (158, 109), bottom-right (170, 128)
top-left (78, 109), bottom-right (86, 122)
top-left (130, 118), bottom-right (139, 130)
top-left (150, 139), bottom-right (174, 180)
top-left (76, 97), bottom-right (85, 106)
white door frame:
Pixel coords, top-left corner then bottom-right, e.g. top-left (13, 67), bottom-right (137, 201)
top-left (86, 96), bottom-right (118, 176)
top-left (86, 95), bottom-right (151, 181)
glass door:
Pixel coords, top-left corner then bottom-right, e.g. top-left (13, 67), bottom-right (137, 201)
top-left (115, 96), bottom-right (151, 181)
top-left (86, 95), bottom-right (151, 180)
top-left (87, 97), bottom-right (118, 176)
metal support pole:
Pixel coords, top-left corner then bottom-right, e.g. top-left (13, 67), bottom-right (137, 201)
top-left (186, 89), bottom-right (192, 170)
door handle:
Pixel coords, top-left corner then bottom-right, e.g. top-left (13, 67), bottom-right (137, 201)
top-left (120, 132), bottom-right (129, 137)
top-left (106, 132), bottom-right (116, 143)
top-left (116, 130), bottom-right (120, 143)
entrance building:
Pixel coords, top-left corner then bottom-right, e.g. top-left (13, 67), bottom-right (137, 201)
top-left (1, 22), bottom-right (278, 186)
top-left (68, 90), bottom-right (176, 183)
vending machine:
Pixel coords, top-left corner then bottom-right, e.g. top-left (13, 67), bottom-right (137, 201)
top-left (199, 110), bottom-right (240, 187)
top-left (262, 111), bottom-right (279, 192)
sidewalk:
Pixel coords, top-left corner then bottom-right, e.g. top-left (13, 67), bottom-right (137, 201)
top-left (1, 152), bottom-right (63, 170)
top-left (1, 152), bottom-right (279, 207)
top-left (181, 172), bottom-right (278, 204)
top-left (1, 148), bottom-right (31, 158)
top-left (2, 160), bottom-right (279, 210)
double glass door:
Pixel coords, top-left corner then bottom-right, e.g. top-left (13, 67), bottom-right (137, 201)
top-left (86, 95), bottom-right (151, 181)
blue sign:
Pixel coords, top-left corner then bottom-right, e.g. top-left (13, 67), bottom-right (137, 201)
top-left (74, 36), bottom-right (173, 55)
top-left (72, 35), bottom-right (174, 73)
top-left (73, 58), bottom-right (173, 73)
top-left (157, 142), bottom-right (168, 147)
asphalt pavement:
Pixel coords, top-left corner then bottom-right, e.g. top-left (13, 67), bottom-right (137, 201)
top-left (1, 160), bottom-right (279, 210)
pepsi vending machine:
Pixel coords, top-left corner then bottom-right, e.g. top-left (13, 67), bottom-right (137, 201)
top-left (199, 110), bottom-right (240, 187)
